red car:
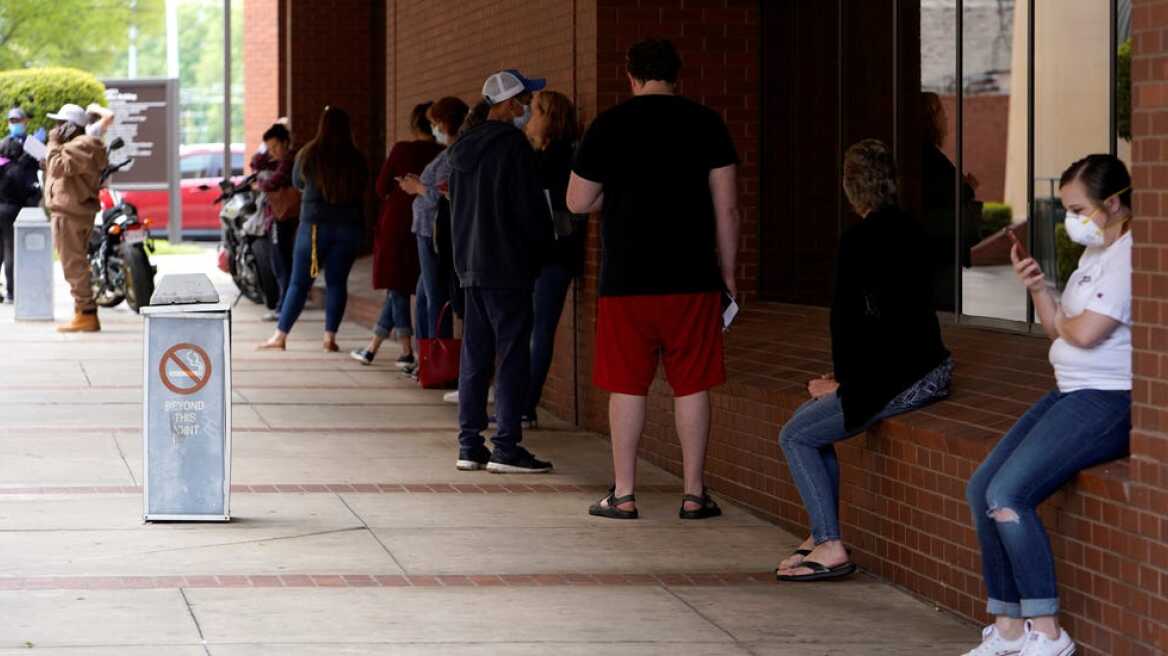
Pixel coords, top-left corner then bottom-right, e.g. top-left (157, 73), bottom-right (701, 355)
top-left (100, 144), bottom-right (245, 239)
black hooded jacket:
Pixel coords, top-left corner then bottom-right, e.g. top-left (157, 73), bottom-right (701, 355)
top-left (447, 120), bottom-right (553, 290)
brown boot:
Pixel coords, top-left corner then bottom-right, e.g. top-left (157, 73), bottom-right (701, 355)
top-left (57, 311), bottom-right (101, 333)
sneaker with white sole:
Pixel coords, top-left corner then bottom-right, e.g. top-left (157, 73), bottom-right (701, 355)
top-left (456, 446), bottom-right (491, 471)
top-left (1018, 622), bottom-right (1075, 656)
top-left (962, 624), bottom-right (1026, 656)
top-left (395, 353), bottom-right (416, 370)
top-left (350, 349), bottom-right (375, 365)
top-left (262, 310), bottom-right (279, 322)
top-left (486, 448), bottom-right (553, 474)
top-left (443, 387), bottom-right (494, 404)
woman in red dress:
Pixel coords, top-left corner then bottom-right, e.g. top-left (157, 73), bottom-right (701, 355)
top-left (351, 102), bottom-right (445, 367)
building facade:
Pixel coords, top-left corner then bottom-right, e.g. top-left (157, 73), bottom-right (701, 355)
top-left (244, 2), bottom-right (1168, 653)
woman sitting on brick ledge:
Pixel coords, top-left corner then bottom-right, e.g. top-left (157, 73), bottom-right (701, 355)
top-left (961, 154), bottom-right (1133, 656)
top-left (775, 138), bottom-right (952, 583)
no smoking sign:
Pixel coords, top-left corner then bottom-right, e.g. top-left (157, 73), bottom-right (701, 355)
top-left (159, 343), bottom-right (212, 395)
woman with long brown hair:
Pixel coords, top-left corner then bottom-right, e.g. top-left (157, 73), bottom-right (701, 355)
top-left (520, 90), bottom-right (582, 427)
top-left (259, 106), bottom-right (368, 351)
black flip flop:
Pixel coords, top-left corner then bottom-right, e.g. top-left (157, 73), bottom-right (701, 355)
top-left (679, 489), bottom-right (722, 520)
top-left (589, 488), bottom-right (638, 520)
top-left (774, 547), bottom-right (851, 576)
top-left (775, 560), bottom-right (857, 582)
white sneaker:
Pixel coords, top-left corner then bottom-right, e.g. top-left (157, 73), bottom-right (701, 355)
top-left (1019, 622), bottom-right (1075, 656)
top-left (261, 310), bottom-right (278, 322)
top-left (442, 387), bottom-right (494, 404)
top-left (962, 624), bottom-right (1026, 656)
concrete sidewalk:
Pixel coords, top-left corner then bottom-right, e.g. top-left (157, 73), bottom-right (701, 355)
top-left (0, 248), bottom-right (974, 654)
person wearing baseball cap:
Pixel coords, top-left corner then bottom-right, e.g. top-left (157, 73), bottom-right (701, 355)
top-left (444, 70), bottom-right (555, 474)
top-left (44, 102), bottom-right (109, 332)
top-left (0, 107), bottom-right (43, 302)
top-left (481, 69), bottom-right (545, 130)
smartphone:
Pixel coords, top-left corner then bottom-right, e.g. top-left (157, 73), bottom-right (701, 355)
top-left (1006, 229), bottom-right (1031, 260)
top-left (721, 290), bottom-right (739, 333)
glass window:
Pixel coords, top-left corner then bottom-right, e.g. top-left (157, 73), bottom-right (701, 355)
top-left (180, 153), bottom-right (213, 179)
top-left (961, 0), bottom-right (1027, 322)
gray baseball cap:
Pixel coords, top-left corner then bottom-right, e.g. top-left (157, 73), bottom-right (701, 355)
top-left (7, 107), bottom-right (27, 121)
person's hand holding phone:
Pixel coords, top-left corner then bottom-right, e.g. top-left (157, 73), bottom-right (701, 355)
top-left (397, 174), bottom-right (424, 196)
top-left (1008, 232), bottom-right (1046, 292)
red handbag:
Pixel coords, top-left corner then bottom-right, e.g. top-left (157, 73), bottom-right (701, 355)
top-left (417, 303), bottom-right (460, 389)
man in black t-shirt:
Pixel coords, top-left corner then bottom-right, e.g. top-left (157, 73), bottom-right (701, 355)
top-left (567, 39), bottom-right (741, 520)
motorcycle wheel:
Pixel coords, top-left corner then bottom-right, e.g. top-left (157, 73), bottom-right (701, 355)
top-left (123, 243), bottom-right (156, 313)
top-left (90, 257), bottom-right (125, 308)
top-left (234, 243), bottom-right (265, 304)
top-left (250, 236), bottom-right (280, 311)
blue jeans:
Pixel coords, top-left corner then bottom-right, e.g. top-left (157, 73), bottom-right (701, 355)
top-left (526, 263), bottom-right (573, 417)
top-left (967, 389), bottom-right (1130, 619)
top-left (278, 221), bottom-right (361, 334)
top-left (415, 235), bottom-right (450, 339)
top-left (374, 290), bottom-right (412, 339)
top-left (779, 360), bottom-right (952, 544)
top-left (458, 287), bottom-right (533, 458)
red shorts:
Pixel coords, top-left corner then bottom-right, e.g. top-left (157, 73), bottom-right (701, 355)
top-left (594, 292), bottom-right (726, 397)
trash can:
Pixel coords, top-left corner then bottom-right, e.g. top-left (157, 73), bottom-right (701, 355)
top-left (140, 273), bottom-right (232, 522)
top-left (14, 207), bottom-right (53, 321)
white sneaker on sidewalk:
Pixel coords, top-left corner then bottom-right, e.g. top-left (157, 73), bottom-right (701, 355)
top-left (442, 387), bottom-right (494, 404)
top-left (1019, 622), bottom-right (1075, 656)
top-left (962, 624), bottom-right (1026, 656)
top-left (261, 310), bottom-right (278, 322)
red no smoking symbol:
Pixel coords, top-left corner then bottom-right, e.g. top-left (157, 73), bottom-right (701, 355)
top-left (159, 343), bottom-right (212, 395)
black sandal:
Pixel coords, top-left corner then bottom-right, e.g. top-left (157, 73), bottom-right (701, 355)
top-left (589, 488), bottom-right (638, 520)
top-left (774, 547), bottom-right (850, 576)
top-left (679, 489), bottom-right (722, 520)
top-left (775, 560), bottom-right (857, 582)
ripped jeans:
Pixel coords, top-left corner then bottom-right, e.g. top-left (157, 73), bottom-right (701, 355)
top-left (966, 389), bottom-right (1130, 619)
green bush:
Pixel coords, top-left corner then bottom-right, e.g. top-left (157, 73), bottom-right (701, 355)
top-left (1118, 38), bottom-right (1132, 141)
top-left (0, 67), bottom-right (106, 135)
top-left (981, 202), bottom-right (1012, 238)
top-left (1055, 223), bottom-right (1086, 289)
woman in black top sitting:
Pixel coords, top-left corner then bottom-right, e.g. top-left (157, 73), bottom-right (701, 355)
top-left (775, 139), bottom-right (952, 582)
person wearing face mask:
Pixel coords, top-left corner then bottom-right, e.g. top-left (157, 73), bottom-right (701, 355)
top-left (350, 102), bottom-right (443, 368)
top-left (0, 107), bottom-right (43, 302)
top-left (442, 70), bottom-right (554, 474)
top-left (44, 103), bottom-right (109, 332)
top-left (961, 154), bottom-right (1133, 656)
top-left (396, 97), bottom-right (469, 370)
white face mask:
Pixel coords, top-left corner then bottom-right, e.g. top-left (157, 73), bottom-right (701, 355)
top-left (432, 126), bottom-right (449, 146)
top-left (1064, 211), bottom-right (1105, 248)
top-left (512, 104), bottom-right (531, 130)
top-left (1063, 186), bottom-right (1130, 248)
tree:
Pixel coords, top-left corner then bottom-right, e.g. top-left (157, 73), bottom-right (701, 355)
top-left (0, 0), bottom-right (163, 73)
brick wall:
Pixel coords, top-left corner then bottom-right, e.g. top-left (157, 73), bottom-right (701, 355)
top-left (938, 94), bottom-right (1010, 205)
top-left (242, 0), bottom-right (283, 164)
top-left (386, 0), bottom-right (583, 144)
top-left (1128, 1), bottom-right (1168, 653)
top-left (285, 0), bottom-right (384, 189)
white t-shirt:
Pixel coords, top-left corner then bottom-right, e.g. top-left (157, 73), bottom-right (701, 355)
top-left (1049, 231), bottom-right (1132, 392)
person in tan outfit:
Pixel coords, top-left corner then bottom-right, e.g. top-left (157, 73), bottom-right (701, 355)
top-left (43, 103), bottom-right (107, 333)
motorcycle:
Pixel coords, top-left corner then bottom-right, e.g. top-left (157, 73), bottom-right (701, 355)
top-left (90, 138), bottom-right (157, 313)
top-left (211, 173), bottom-right (278, 305)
